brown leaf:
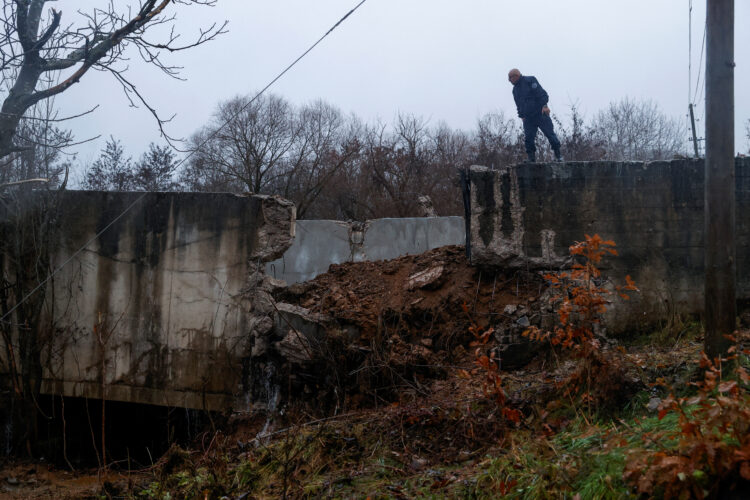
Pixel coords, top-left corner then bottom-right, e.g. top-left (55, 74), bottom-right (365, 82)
top-left (717, 380), bottom-right (737, 393)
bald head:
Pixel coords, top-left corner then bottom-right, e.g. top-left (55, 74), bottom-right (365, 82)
top-left (508, 68), bottom-right (521, 85)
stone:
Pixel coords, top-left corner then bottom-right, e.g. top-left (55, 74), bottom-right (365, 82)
top-left (250, 314), bottom-right (274, 335)
top-left (516, 316), bottom-right (530, 327)
top-left (503, 304), bottom-right (518, 315)
top-left (271, 303), bottom-right (333, 364)
top-left (274, 330), bottom-right (315, 364)
top-left (646, 397), bottom-right (662, 413)
top-left (405, 265), bottom-right (446, 290)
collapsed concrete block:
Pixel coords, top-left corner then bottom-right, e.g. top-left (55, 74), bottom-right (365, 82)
top-left (272, 303), bottom-right (332, 364)
top-left (249, 194), bottom-right (296, 263)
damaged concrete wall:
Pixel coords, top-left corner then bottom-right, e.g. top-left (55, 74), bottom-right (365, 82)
top-left (466, 158), bottom-right (750, 332)
top-left (265, 216), bottom-right (465, 284)
top-left (32, 191), bottom-right (295, 411)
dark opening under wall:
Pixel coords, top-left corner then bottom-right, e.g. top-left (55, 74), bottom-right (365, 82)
top-left (6, 396), bottom-right (218, 469)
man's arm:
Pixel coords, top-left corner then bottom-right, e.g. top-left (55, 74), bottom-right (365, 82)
top-left (512, 87), bottom-right (523, 118)
top-left (530, 77), bottom-right (549, 108)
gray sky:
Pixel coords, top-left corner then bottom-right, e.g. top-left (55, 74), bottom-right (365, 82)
top-left (55, 0), bottom-right (750, 170)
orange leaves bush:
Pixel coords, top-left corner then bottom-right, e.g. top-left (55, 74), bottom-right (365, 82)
top-left (523, 235), bottom-right (638, 413)
top-left (525, 234), bottom-right (637, 354)
top-left (624, 340), bottom-right (750, 499)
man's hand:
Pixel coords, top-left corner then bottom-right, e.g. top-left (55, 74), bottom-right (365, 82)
top-left (542, 105), bottom-right (551, 115)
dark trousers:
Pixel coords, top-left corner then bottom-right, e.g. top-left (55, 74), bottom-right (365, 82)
top-left (523, 114), bottom-right (561, 158)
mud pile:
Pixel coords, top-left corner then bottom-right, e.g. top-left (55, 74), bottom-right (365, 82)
top-left (271, 245), bottom-right (550, 410)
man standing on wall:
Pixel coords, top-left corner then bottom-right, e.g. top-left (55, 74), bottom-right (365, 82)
top-left (508, 68), bottom-right (563, 162)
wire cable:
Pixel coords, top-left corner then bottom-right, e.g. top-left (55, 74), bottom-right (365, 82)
top-left (0, 0), bottom-right (369, 325)
top-left (172, 0), bottom-right (368, 172)
top-left (692, 21), bottom-right (706, 105)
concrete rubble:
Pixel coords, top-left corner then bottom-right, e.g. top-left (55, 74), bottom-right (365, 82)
top-left (405, 265), bottom-right (446, 290)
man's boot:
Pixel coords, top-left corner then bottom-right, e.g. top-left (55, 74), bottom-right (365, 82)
top-left (526, 153), bottom-right (536, 163)
top-left (554, 149), bottom-right (564, 162)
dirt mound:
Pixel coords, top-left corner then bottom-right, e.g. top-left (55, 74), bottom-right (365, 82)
top-left (278, 245), bottom-right (542, 353)
top-left (272, 246), bottom-right (548, 410)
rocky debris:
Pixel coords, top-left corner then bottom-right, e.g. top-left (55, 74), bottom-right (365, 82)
top-left (244, 194), bottom-right (297, 369)
top-left (273, 303), bottom-right (334, 364)
top-left (271, 245), bottom-right (553, 407)
top-left (249, 194), bottom-right (296, 263)
top-left (405, 265), bottom-right (446, 290)
top-left (246, 267), bottom-right (288, 358)
top-left (244, 225), bottom-right (582, 411)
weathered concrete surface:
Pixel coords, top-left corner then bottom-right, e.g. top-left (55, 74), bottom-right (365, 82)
top-left (265, 216), bottom-right (465, 284)
top-left (32, 191), bottom-right (295, 411)
top-left (465, 158), bottom-right (750, 332)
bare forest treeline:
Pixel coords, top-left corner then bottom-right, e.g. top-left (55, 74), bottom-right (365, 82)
top-left (74, 95), bottom-right (691, 220)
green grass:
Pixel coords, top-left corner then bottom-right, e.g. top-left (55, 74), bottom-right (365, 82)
top-left (460, 406), bottom-right (686, 500)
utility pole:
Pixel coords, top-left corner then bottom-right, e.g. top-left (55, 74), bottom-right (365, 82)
top-left (704, 0), bottom-right (735, 360)
top-left (689, 103), bottom-right (700, 157)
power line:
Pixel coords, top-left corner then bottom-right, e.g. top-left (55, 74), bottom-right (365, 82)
top-left (0, 0), bottom-right (369, 325)
top-left (687, 0), bottom-right (694, 156)
top-left (172, 0), bottom-right (368, 172)
top-left (692, 21), bottom-right (707, 105)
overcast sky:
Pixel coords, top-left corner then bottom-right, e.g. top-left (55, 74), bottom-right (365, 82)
top-left (54, 0), bottom-right (750, 171)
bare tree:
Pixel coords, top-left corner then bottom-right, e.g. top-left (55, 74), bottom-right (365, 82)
top-left (178, 127), bottom-right (245, 193)
top-left (472, 111), bottom-right (525, 167)
top-left (0, 1), bottom-right (226, 162)
top-left (0, 104), bottom-right (71, 455)
top-left (279, 100), bottom-right (360, 218)
top-left (183, 96), bottom-right (362, 218)
top-left (186, 93), bottom-right (297, 194)
top-left (424, 122), bottom-right (470, 215)
top-left (360, 114), bottom-right (433, 218)
top-left (591, 97), bottom-right (684, 161)
top-left (554, 104), bottom-right (605, 161)
top-left (0, 97), bottom-right (70, 187)
top-left (745, 119), bottom-right (749, 153)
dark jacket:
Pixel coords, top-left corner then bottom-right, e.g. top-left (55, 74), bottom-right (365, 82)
top-left (512, 75), bottom-right (549, 119)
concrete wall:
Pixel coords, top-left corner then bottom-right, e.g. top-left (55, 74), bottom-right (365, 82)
top-left (466, 158), bottom-right (750, 331)
top-left (265, 216), bottom-right (465, 284)
top-left (3, 191), bottom-right (295, 411)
